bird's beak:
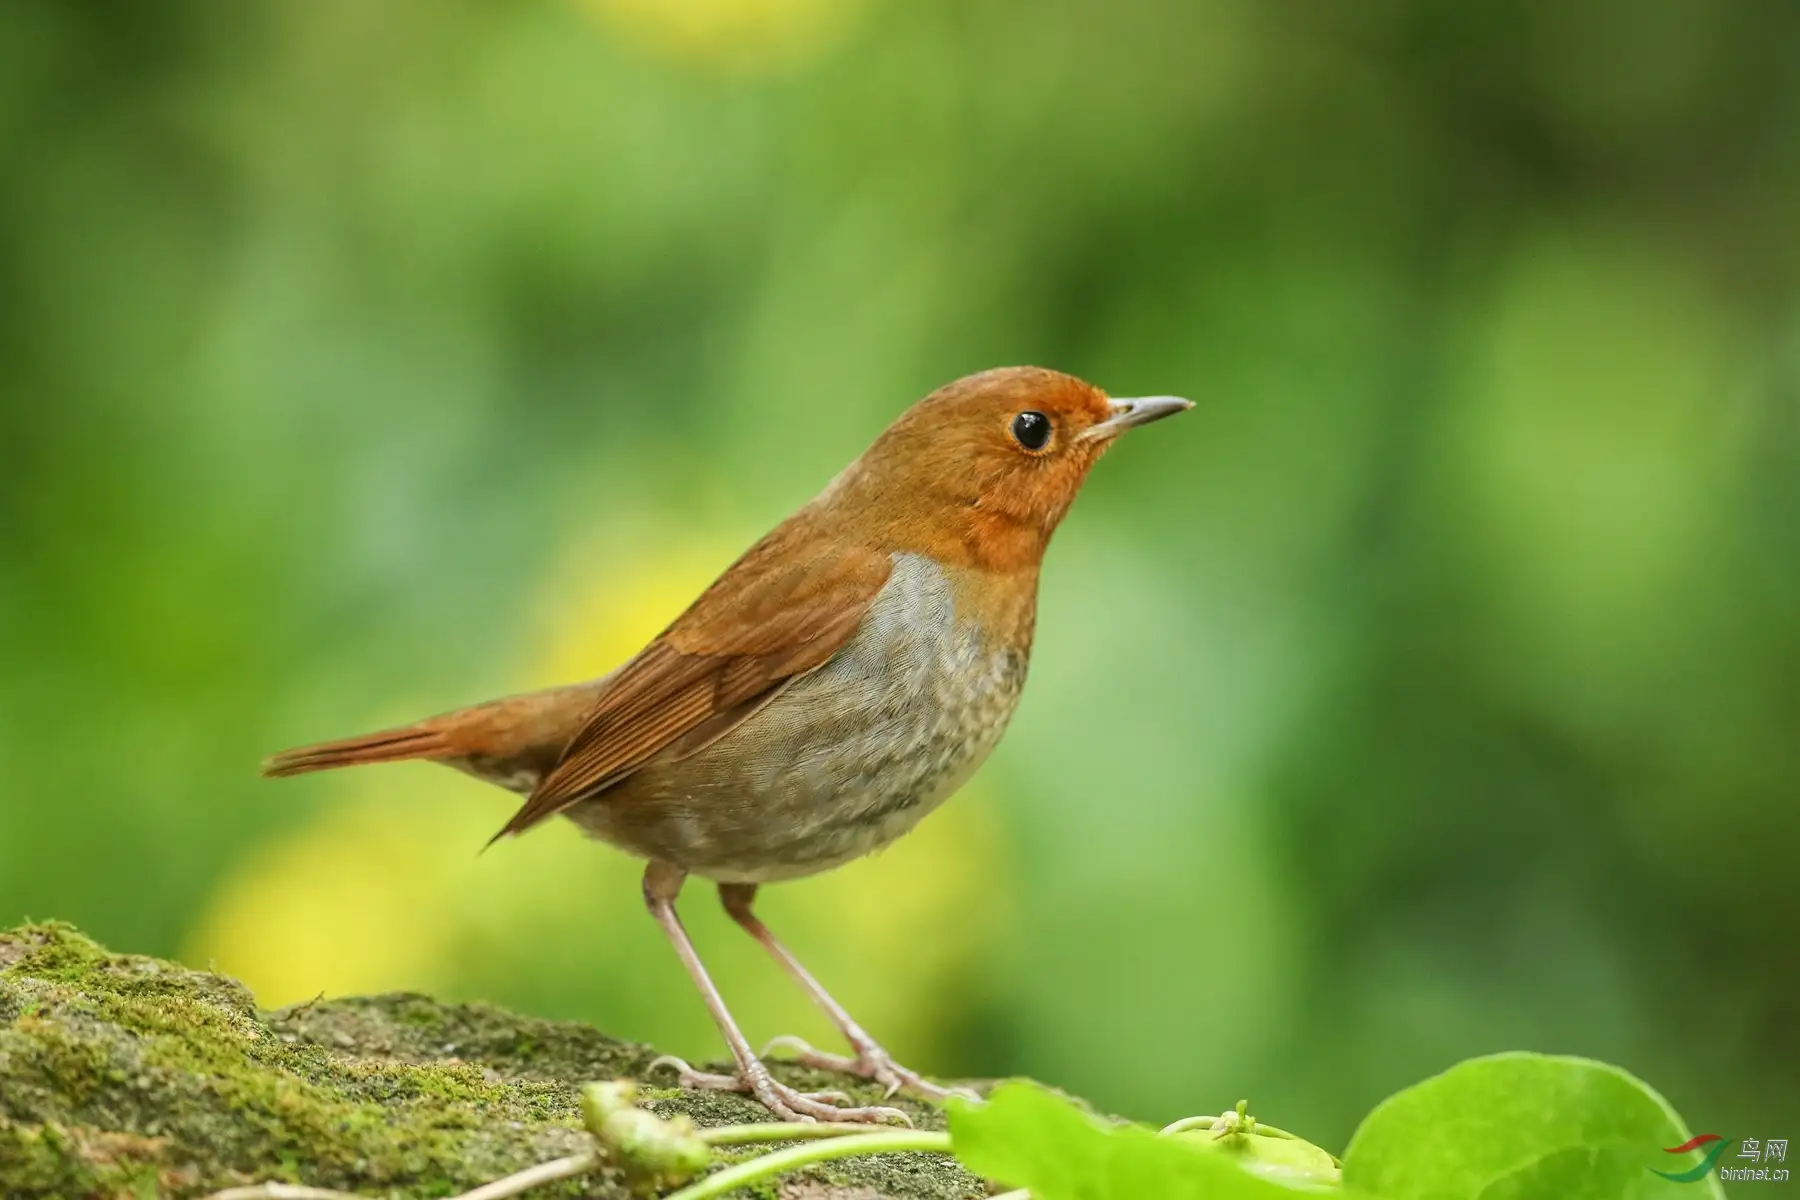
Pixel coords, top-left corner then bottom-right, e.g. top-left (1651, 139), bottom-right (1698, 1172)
top-left (1082, 395), bottom-right (1194, 442)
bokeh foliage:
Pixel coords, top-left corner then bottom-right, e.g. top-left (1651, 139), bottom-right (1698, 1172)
top-left (2, 0), bottom-right (1796, 1151)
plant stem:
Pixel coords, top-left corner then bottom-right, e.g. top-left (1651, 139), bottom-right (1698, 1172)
top-left (205, 1153), bottom-right (599, 1200)
top-left (1159, 1115), bottom-right (1215, 1136)
top-left (1159, 1114), bottom-right (1310, 1142)
top-left (664, 1130), bottom-right (954, 1200)
top-left (700, 1121), bottom-right (891, 1146)
top-left (449, 1152), bottom-right (598, 1200)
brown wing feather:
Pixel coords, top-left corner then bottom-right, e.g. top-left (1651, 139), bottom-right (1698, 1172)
top-left (493, 531), bottom-right (892, 839)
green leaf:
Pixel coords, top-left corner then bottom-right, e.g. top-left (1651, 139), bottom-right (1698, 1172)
top-left (1342, 1052), bottom-right (1727, 1200)
top-left (948, 1082), bottom-right (1339, 1199)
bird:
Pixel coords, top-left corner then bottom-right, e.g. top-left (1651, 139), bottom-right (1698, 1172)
top-left (263, 366), bottom-right (1190, 1123)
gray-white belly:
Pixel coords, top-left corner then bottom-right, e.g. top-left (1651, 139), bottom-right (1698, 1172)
top-left (568, 552), bottom-right (1028, 882)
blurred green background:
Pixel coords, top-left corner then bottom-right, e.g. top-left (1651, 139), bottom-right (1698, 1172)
top-left (3, 0), bottom-right (1797, 1153)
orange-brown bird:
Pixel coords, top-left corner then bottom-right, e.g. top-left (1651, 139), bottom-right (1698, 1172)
top-left (264, 366), bottom-right (1189, 1123)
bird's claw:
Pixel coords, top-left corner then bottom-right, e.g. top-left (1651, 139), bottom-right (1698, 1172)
top-left (647, 1054), bottom-right (910, 1125)
top-left (760, 1034), bottom-right (856, 1070)
top-left (759, 1034), bottom-right (977, 1104)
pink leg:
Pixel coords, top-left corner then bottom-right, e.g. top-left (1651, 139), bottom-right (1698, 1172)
top-left (641, 862), bottom-right (908, 1124)
top-left (720, 882), bottom-right (971, 1104)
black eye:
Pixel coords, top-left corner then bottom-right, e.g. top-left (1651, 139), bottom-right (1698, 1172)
top-left (1010, 410), bottom-right (1052, 451)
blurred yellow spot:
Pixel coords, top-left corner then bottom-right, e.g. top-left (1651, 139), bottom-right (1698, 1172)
top-left (573, 0), bottom-right (866, 73)
top-left (187, 520), bottom-right (1011, 1070)
top-left (183, 781), bottom-right (497, 1007)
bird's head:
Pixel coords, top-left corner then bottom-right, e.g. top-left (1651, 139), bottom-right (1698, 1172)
top-left (822, 366), bottom-right (1191, 569)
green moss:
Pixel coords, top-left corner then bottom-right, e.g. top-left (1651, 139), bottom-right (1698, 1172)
top-left (0, 923), bottom-right (986, 1199)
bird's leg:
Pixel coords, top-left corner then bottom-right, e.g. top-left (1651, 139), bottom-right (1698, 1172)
top-left (719, 883), bottom-right (972, 1104)
top-left (641, 862), bottom-right (908, 1125)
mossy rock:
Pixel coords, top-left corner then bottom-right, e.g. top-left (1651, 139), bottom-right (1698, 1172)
top-left (0, 923), bottom-right (988, 1199)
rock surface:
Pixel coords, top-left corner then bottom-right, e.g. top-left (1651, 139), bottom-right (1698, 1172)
top-left (0, 923), bottom-right (989, 1199)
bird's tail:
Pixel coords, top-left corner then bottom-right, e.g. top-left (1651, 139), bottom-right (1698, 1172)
top-left (261, 720), bottom-right (456, 777)
top-left (260, 677), bottom-right (612, 783)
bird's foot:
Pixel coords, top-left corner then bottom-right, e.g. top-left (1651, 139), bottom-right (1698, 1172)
top-left (760, 1034), bottom-right (978, 1104)
top-left (647, 1054), bottom-right (911, 1125)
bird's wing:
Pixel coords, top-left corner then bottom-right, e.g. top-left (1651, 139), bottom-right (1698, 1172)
top-left (493, 530), bottom-right (892, 839)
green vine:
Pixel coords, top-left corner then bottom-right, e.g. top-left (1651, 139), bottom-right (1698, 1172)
top-left (662, 1131), bottom-right (955, 1200)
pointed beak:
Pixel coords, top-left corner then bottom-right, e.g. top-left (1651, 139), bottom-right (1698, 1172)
top-left (1082, 394), bottom-right (1194, 442)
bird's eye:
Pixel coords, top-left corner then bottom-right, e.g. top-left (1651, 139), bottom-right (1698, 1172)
top-left (1010, 410), bottom-right (1052, 451)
